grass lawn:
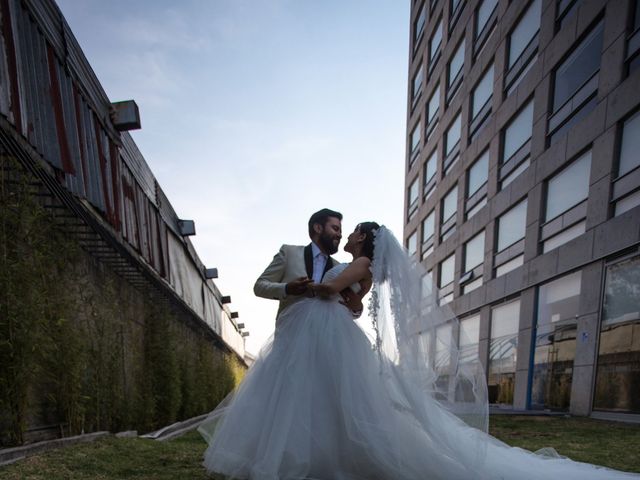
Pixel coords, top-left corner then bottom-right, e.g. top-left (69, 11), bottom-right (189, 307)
top-left (489, 415), bottom-right (640, 474)
top-left (1, 415), bottom-right (638, 479)
top-left (0, 432), bottom-right (218, 480)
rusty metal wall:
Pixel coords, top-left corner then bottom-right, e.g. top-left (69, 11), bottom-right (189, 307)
top-left (0, 0), bottom-right (244, 357)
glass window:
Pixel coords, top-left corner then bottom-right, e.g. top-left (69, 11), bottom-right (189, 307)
top-left (442, 185), bottom-right (458, 223)
top-left (408, 177), bottom-right (419, 211)
top-left (557, 0), bottom-right (582, 28)
top-left (430, 18), bottom-right (443, 61)
top-left (409, 177), bottom-right (419, 204)
top-left (476, 0), bottom-right (498, 38)
top-left (472, 64), bottom-right (494, 119)
top-left (413, 65), bottom-right (424, 100)
top-left (407, 230), bottom-right (418, 256)
top-left (439, 253), bottom-right (455, 287)
top-left (542, 220), bottom-right (586, 253)
top-left (619, 111), bottom-right (640, 177)
top-left (531, 271), bottom-right (581, 411)
top-left (615, 190), bottom-right (640, 216)
top-left (425, 150), bottom-right (438, 185)
top-left (594, 256), bottom-right (640, 413)
top-left (501, 158), bottom-right (530, 189)
top-left (422, 210), bottom-right (435, 241)
top-left (552, 21), bottom-right (603, 111)
top-left (468, 150), bottom-right (489, 197)
top-left (496, 254), bottom-right (524, 277)
top-left (448, 41), bottom-right (465, 87)
top-left (489, 300), bottom-right (521, 405)
top-left (467, 197), bottom-right (487, 219)
top-left (415, 4), bottom-right (427, 42)
top-left (446, 113), bottom-right (462, 156)
top-left (411, 122), bottom-right (421, 155)
top-left (464, 231), bottom-right (485, 273)
top-left (503, 100), bottom-right (534, 162)
top-left (545, 151), bottom-right (591, 221)
top-left (421, 273), bottom-right (434, 301)
top-left (435, 322), bottom-right (453, 371)
top-left (497, 199), bottom-right (528, 252)
top-left (462, 276), bottom-right (483, 294)
top-left (601, 257), bottom-right (640, 325)
top-left (459, 314), bottom-right (481, 364)
top-left (508, 0), bottom-right (542, 68)
top-left (428, 84), bottom-right (441, 124)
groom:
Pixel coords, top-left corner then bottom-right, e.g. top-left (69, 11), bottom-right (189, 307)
top-left (254, 208), bottom-right (362, 326)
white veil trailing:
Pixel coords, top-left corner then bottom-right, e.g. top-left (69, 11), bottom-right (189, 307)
top-left (197, 224), bottom-right (640, 479)
top-left (368, 225), bottom-right (489, 437)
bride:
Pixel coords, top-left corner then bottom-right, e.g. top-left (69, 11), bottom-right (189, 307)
top-left (198, 223), bottom-right (639, 479)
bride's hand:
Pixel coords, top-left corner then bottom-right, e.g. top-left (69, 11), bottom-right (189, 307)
top-left (339, 288), bottom-right (363, 315)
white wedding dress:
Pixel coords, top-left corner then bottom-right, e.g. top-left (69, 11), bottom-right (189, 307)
top-left (199, 230), bottom-right (639, 480)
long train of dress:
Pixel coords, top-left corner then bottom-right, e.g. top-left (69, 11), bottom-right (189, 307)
top-left (199, 265), bottom-right (639, 480)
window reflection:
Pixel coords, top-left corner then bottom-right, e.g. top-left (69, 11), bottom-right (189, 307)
top-left (468, 150), bottom-right (489, 197)
top-left (459, 314), bottom-right (480, 364)
top-left (497, 199), bottom-right (527, 252)
top-left (489, 300), bottom-right (520, 405)
top-left (531, 271), bottom-right (581, 411)
top-left (508, 0), bottom-right (542, 68)
top-left (472, 64), bottom-right (494, 119)
top-left (594, 256), bottom-right (640, 413)
top-left (503, 101), bottom-right (534, 163)
top-left (545, 151), bottom-right (591, 221)
top-left (476, 0), bottom-right (498, 39)
top-left (464, 231), bottom-right (485, 273)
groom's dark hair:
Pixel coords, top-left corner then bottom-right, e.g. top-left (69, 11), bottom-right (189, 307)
top-left (308, 208), bottom-right (343, 237)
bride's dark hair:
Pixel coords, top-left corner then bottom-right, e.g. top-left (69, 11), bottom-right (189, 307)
top-left (357, 222), bottom-right (380, 260)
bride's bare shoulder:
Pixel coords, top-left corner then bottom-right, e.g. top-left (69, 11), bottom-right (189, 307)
top-left (351, 256), bottom-right (371, 271)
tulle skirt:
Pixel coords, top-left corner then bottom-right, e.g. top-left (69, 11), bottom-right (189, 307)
top-left (198, 298), bottom-right (639, 480)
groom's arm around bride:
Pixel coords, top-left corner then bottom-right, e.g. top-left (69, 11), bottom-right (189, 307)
top-left (253, 208), bottom-right (362, 326)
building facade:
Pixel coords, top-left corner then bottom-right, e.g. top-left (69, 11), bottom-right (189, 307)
top-left (404, 0), bottom-right (640, 419)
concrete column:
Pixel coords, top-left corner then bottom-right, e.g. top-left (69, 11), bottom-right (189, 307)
top-left (514, 287), bottom-right (536, 409)
top-left (570, 261), bottom-right (604, 416)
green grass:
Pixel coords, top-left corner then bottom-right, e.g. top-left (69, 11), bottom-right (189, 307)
top-left (489, 415), bottom-right (640, 473)
top-left (1, 416), bottom-right (638, 478)
top-left (0, 431), bottom-right (219, 480)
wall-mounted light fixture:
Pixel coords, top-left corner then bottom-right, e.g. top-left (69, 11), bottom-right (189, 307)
top-left (221, 296), bottom-right (231, 304)
top-left (178, 220), bottom-right (196, 236)
top-left (110, 100), bottom-right (141, 131)
top-left (205, 268), bottom-right (218, 279)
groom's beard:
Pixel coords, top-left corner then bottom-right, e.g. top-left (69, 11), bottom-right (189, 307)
top-left (319, 231), bottom-right (339, 255)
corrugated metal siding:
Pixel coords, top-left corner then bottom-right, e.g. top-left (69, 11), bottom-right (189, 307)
top-left (120, 132), bottom-right (156, 204)
top-left (156, 182), bottom-right (180, 235)
top-left (0, 0), bottom-right (20, 128)
top-left (121, 163), bottom-right (139, 250)
top-left (0, 0), bottom-right (244, 357)
top-left (5, 0), bottom-right (26, 135)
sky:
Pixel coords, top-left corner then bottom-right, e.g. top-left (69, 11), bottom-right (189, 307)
top-left (56, 0), bottom-right (411, 354)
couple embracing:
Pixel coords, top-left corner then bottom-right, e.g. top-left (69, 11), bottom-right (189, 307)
top-left (254, 208), bottom-right (372, 326)
top-left (198, 209), bottom-right (639, 480)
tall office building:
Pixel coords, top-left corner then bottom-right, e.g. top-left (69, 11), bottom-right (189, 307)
top-left (404, 0), bottom-right (640, 420)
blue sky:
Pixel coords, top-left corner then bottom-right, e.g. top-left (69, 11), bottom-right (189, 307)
top-left (57, 0), bottom-right (410, 353)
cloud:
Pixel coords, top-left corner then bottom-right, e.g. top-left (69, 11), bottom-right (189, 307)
top-left (56, 0), bottom-right (410, 354)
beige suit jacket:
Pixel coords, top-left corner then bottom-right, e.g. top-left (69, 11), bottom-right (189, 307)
top-left (254, 244), bottom-right (338, 324)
